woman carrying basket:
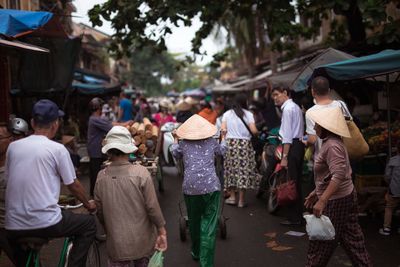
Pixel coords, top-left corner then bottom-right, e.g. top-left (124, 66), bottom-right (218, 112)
top-left (171, 114), bottom-right (226, 267)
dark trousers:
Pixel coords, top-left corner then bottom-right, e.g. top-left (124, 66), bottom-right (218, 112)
top-left (184, 191), bottom-right (221, 267)
top-left (0, 228), bottom-right (15, 265)
top-left (89, 157), bottom-right (103, 197)
top-left (7, 210), bottom-right (96, 267)
top-left (287, 140), bottom-right (305, 222)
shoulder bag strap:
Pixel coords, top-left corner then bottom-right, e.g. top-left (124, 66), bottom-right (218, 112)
top-left (233, 109), bottom-right (254, 137)
top-left (338, 101), bottom-right (352, 121)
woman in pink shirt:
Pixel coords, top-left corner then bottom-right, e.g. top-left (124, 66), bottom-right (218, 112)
top-left (153, 99), bottom-right (175, 127)
top-left (304, 107), bottom-right (371, 267)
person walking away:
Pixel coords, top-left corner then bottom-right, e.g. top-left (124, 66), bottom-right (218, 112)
top-left (198, 100), bottom-right (218, 124)
top-left (87, 97), bottom-right (131, 197)
top-left (304, 107), bottom-right (371, 266)
top-left (221, 93), bottom-right (259, 208)
top-left (95, 126), bottom-right (167, 267)
top-left (379, 141), bottom-right (400, 235)
top-left (271, 85), bottom-right (305, 225)
top-left (176, 99), bottom-right (193, 123)
top-left (171, 114), bottom-right (226, 266)
top-left (118, 91), bottom-right (134, 122)
top-left (153, 99), bottom-right (175, 127)
top-left (304, 76), bottom-right (352, 152)
top-left (5, 99), bottom-right (96, 267)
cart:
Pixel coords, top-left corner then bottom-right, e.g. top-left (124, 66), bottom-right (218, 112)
top-left (130, 155), bottom-right (164, 192)
top-left (178, 154), bottom-right (228, 241)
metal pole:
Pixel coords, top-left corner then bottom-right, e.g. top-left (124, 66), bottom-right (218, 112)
top-left (386, 74), bottom-right (392, 158)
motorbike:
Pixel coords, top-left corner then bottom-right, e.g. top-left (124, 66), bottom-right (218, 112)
top-left (256, 130), bottom-right (285, 214)
top-left (160, 122), bottom-right (181, 166)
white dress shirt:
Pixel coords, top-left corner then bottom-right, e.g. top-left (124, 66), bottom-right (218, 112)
top-left (279, 99), bottom-right (304, 144)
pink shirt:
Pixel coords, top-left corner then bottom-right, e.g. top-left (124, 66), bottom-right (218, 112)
top-left (153, 113), bottom-right (175, 127)
top-left (314, 135), bottom-right (354, 200)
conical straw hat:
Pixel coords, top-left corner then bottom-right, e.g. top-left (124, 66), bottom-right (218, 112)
top-left (176, 114), bottom-right (217, 140)
top-left (307, 107), bottom-right (351, 138)
top-left (176, 99), bottom-right (192, 111)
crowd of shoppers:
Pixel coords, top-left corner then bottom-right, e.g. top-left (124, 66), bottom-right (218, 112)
top-left (1, 77), bottom-right (396, 266)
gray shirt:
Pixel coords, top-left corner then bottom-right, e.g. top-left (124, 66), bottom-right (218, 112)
top-left (171, 138), bottom-right (226, 195)
top-left (385, 155), bottom-right (400, 197)
top-left (87, 115), bottom-right (113, 158)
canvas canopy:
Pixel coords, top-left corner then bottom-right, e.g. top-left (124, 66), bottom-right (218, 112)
top-left (310, 49), bottom-right (400, 82)
top-left (291, 48), bottom-right (355, 92)
top-left (0, 9), bottom-right (53, 37)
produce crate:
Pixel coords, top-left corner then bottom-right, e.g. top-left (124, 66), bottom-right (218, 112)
top-left (354, 174), bottom-right (384, 191)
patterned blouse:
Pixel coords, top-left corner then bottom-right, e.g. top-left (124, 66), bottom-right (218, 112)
top-left (171, 138), bottom-right (227, 195)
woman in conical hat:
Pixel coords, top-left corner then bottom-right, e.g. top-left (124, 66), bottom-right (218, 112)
top-left (171, 114), bottom-right (227, 266)
top-left (304, 107), bottom-right (371, 266)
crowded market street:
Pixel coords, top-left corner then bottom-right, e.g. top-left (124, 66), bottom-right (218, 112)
top-left (0, 165), bottom-right (398, 267)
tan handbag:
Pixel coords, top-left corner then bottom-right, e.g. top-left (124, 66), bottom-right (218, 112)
top-left (342, 120), bottom-right (369, 160)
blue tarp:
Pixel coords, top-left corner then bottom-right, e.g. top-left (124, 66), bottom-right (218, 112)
top-left (310, 49), bottom-right (400, 82)
top-left (0, 9), bottom-right (53, 37)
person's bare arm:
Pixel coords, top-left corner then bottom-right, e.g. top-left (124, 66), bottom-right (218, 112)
top-left (67, 179), bottom-right (96, 212)
top-left (249, 122), bottom-right (258, 135)
top-left (281, 143), bottom-right (291, 168)
top-left (306, 134), bottom-right (318, 146)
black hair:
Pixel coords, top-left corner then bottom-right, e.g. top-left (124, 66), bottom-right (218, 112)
top-left (107, 148), bottom-right (126, 157)
top-left (311, 76), bottom-right (330, 96)
top-left (32, 117), bottom-right (56, 129)
top-left (232, 93), bottom-right (248, 119)
top-left (271, 84), bottom-right (291, 97)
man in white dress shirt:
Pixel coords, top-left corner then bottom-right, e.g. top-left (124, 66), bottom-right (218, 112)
top-left (271, 85), bottom-right (305, 225)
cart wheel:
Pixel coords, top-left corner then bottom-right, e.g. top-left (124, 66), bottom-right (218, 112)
top-left (179, 217), bottom-right (187, 242)
top-left (219, 215), bottom-right (227, 240)
top-left (267, 173), bottom-right (279, 214)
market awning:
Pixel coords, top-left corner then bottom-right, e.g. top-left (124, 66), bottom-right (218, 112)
top-left (0, 9), bottom-right (66, 38)
top-left (72, 69), bottom-right (121, 95)
top-left (291, 48), bottom-right (355, 92)
top-left (310, 49), bottom-right (400, 82)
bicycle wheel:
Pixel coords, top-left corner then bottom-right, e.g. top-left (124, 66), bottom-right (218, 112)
top-left (267, 173), bottom-right (279, 214)
top-left (86, 241), bottom-right (101, 267)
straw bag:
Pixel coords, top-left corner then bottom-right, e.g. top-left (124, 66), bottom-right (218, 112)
top-left (339, 102), bottom-right (369, 160)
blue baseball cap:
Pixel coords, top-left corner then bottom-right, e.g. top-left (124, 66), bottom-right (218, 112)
top-left (32, 99), bottom-right (65, 124)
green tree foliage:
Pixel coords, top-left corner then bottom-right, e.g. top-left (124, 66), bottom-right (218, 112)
top-left (123, 45), bottom-right (179, 96)
top-left (89, 0), bottom-right (400, 73)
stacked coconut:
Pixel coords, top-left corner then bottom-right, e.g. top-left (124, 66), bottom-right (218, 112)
top-left (126, 118), bottom-right (159, 158)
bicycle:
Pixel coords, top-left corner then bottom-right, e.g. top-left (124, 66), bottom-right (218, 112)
top-left (18, 203), bottom-right (101, 267)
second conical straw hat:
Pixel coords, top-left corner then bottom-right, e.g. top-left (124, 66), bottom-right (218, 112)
top-left (176, 114), bottom-right (217, 140)
top-left (307, 106), bottom-right (351, 138)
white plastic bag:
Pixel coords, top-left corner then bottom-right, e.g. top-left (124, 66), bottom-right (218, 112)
top-left (304, 214), bottom-right (335, 240)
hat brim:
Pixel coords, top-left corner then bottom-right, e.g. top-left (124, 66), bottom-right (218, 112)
top-left (176, 114), bottom-right (218, 140)
top-left (102, 142), bottom-right (138, 154)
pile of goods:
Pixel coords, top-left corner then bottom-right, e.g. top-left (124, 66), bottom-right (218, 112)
top-left (126, 118), bottom-right (159, 158)
top-left (362, 121), bottom-right (400, 153)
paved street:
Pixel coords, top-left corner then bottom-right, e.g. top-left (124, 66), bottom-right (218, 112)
top-left (1, 165), bottom-right (399, 267)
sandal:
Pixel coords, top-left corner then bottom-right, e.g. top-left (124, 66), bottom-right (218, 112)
top-left (225, 198), bottom-right (236, 205)
top-left (237, 202), bottom-right (247, 208)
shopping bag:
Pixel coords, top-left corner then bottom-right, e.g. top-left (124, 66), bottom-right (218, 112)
top-left (148, 251), bottom-right (164, 267)
top-left (276, 169), bottom-right (298, 206)
top-left (304, 214), bottom-right (335, 240)
top-left (342, 120), bottom-right (369, 160)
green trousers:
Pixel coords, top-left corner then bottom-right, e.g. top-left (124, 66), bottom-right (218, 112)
top-left (184, 191), bottom-right (221, 267)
